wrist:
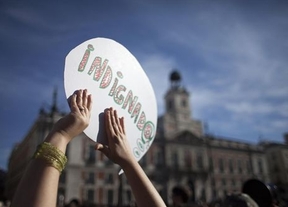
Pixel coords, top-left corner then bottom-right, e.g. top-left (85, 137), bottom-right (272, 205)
top-left (44, 131), bottom-right (70, 153)
top-left (120, 157), bottom-right (138, 171)
top-left (33, 142), bottom-right (67, 173)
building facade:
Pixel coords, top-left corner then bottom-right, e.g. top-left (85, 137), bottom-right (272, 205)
top-left (263, 142), bottom-right (288, 185)
top-left (207, 137), bottom-right (269, 200)
top-left (262, 141), bottom-right (288, 203)
top-left (141, 71), bottom-right (270, 204)
top-left (6, 71), bottom-right (286, 206)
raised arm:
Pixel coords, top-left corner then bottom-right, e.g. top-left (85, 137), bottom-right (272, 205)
top-left (12, 89), bottom-right (92, 207)
top-left (95, 108), bottom-right (166, 207)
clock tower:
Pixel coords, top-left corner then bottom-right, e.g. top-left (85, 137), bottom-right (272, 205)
top-left (158, 70), bottom-right (203, 139)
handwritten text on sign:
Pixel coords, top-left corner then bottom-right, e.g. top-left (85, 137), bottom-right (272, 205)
top-left (77, 44), bottom-right (156, 158)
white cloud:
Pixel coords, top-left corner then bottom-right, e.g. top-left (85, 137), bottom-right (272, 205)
top-left (271, 120), bottom-right (288, 129)
top-left (225, 102), bottom-right (275, 115)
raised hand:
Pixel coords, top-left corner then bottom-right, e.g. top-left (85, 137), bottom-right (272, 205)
top-left (50, 89), bottom-right (92, 143)
top-left (95, 108), bottom-right (135, 168)
top-left (96, 108), bottom-right (166, 207)
top-left (12, 89), bottom-right (93, 207)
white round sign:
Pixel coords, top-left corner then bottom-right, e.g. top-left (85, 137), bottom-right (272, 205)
top-left (64, 38), bottom-right (157, 160)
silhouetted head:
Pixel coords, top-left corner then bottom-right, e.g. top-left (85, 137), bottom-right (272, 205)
top-left (68, 198), bottom-right (80, 207)
top-left (172, 186), bottom-right (189, 206)
top-left (242, 179), bottom-right (272, 207)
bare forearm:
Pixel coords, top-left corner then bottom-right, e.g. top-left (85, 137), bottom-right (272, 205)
top-left (12, 159), bottom-right (60, 207)
top-left (12, 89), bottom-right (91, 207)
top-left (99, 108), bottom-right (165, 206)
top-left (122, 160), bottom-right (166, 207)
top-left (12, 133), bottom-right (68, 207)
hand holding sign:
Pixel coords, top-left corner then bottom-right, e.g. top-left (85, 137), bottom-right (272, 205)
top-left (95, 108), bottom-right (136, 168)
top-left (64, 38), bottom-right (157, 162)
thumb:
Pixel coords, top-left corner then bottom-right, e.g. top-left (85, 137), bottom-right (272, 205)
top-left (95, 143), bottom-right (110, 157)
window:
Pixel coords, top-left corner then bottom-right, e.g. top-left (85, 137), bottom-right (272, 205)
top-left (87, 189), bottom-right (94, 203)
top-left (212, 189), bottom-right (217, 198)
top-left (201, 189), bottom-right (206, 201)
top-left (209, 158), bottom-right (214, 171)
top-left (238, 160), bottom-right (242, 173)
top-left (219, 158), bottom-right (224, 173)
top-left (86, 172), bottom-right (95, 184)
top-left (98, 172), bottom-right (104, 180)
top-left (231, 179), bottom-right (236, 187)
top-left (211, 179), bottom-right (215, 186)
top-left (197, 153), bottom-right (204, 169)
top-left (87, 145), bottom-right (96, 164)
top-left (168, 100), bottom-right (174, 110)
top-left (222, 178), bottom-right (226, 186)
top-left (246, 160), bottom-right (251, 173)
top-left (258, 159), bottom-right (263, 173)
top-left (181, 99), bottom-right (187, 107)
top-left (105, 173), bottom-right (114, 184)
top-left (229, 159), bottom-right (234, 173)
top-left (172, 151), bottom-right (178, 168)
top-left (185, 151), bottom-right (192, 168)
top-left (107, 189), bottom-right (114, 205)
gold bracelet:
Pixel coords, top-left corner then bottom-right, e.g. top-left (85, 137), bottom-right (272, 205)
top-left (33, 142), bottom-right (67, 173)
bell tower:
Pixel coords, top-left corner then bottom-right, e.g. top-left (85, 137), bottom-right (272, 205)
top-left (160, 70), bottom-right (203, 139)
top-left (165, 70), bottom-right (192, 122)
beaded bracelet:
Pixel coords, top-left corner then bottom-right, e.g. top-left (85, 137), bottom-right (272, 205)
top-left (33, 142), bottom-right (67, 173)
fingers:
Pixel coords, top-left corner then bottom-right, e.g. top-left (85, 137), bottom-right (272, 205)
top-left (87, 94), bottom-right (92, 111)
top-left (120, 117), bottom-right (126, 135)
top-left (104, 108), bottom-right (110, 134)
top-left (82, 89), bottom-right (88, 107)
top-left (70, 93), bottom-right (80, 113)
top-left (104, 108), bottom-right (113, 141)
top-left (76, 90), bottom-right (84, 110)
top-left (107, 109), bottom-right (116, 136)
top-left (69, 89), bottom-right (92, 114)
top-left (113, 109), bottom-right (121, 134)
top-left (104, 108), bottom-right (124, 138)
top-left (81, 89), bottom-right (92, 114)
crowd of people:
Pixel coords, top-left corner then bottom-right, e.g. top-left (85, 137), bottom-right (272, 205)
top-left (170, 178), bottom-right (287, 207)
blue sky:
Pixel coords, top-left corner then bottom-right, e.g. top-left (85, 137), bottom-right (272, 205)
top-left (1, 0), bottom-right (287, 170)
